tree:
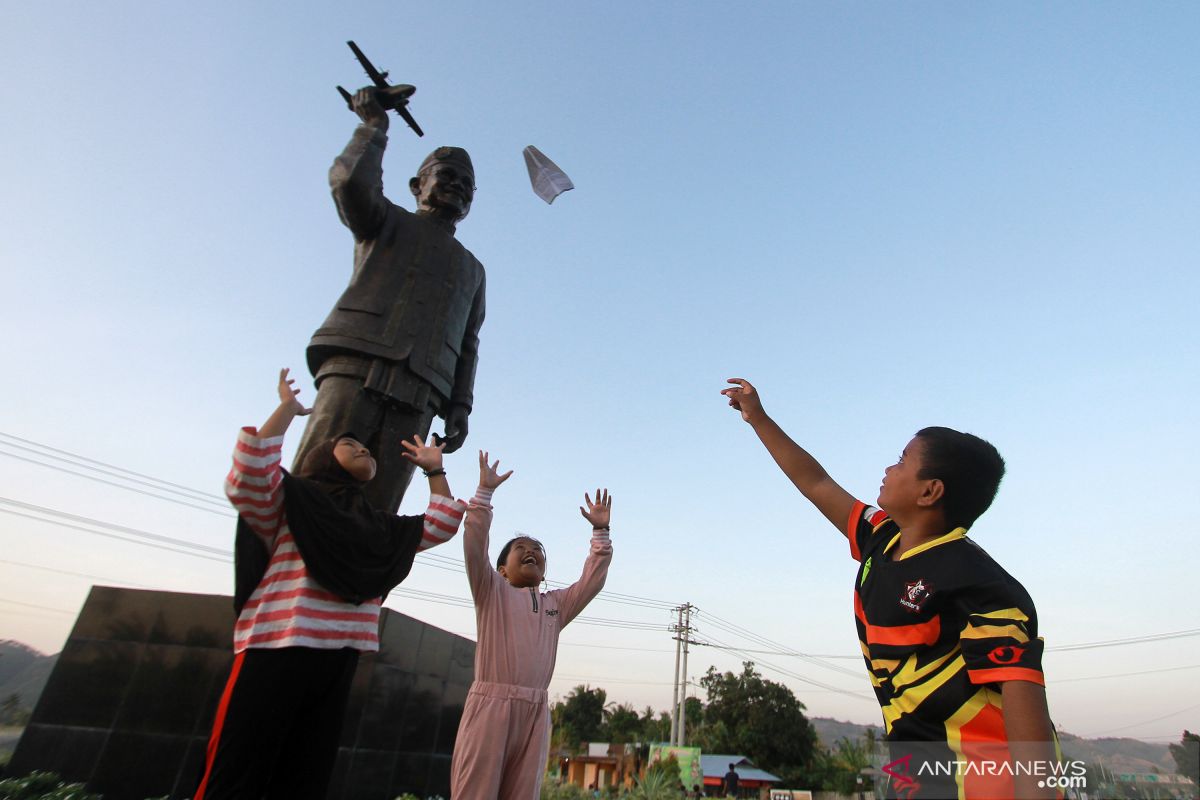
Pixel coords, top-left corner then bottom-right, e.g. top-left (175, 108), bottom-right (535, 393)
top-left (638, 706), bottom-right (671, 744)
top-left (557, 685), bottom-right (607, 751)
top-left (603, 702), bottom-right (642, 744)
top-left (1170, 730), bottom-right (1199, 784)
top-left (695, 662), bottom-right (817, 784)
top-left (0, 693), bottom-right (30, 726)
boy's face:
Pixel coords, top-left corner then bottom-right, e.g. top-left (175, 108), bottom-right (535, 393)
top-left (498, 537), bottom-right (546, 588)
top-left (877, 436), bottom-right (930, 515)
top-left (333, 437), bottom-right (377, 482)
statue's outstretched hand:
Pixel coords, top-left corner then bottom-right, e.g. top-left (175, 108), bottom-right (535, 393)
top-left (441, 405), bottom-right (469, 454)
top-left (352, 87), bottom-right (389, 132)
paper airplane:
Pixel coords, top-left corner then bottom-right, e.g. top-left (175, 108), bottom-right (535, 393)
top-left (523, 145), bottom-right (574, 204)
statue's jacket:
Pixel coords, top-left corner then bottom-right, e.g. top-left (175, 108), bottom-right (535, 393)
top-left (308, 124), bottom-right (485, 413)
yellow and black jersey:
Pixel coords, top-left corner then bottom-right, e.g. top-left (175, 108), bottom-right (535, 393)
top-left (847, 500), bottom-right (1046, 796)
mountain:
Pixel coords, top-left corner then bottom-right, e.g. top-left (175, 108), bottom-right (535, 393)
top-left (0, 640), bottom-right (57, 709)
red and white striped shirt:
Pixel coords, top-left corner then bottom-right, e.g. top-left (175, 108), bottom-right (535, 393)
top-left (226, 427), bottom-right (466, 653)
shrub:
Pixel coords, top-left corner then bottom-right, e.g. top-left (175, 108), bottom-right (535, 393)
top-left (0, 770), bottom-right (102, 800)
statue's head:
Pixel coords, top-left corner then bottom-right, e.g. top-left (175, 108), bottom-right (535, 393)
top-left (410, 146), bottom-right (475, 224)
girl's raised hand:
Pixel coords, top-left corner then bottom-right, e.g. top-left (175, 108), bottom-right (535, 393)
top-left (580, 489), bottom-right (611, 529)
top-left (400, 434), bottom-right (446, 472)
top-left (478, 450), bottom-right (514, 491)
top-left (277, 368), bottom-right (312, 416)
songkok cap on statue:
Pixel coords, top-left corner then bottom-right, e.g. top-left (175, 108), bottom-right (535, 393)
top-left (418, 147), bottom-right (474, 180)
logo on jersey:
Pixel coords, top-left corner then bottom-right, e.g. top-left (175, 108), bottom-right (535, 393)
top-left (899, 579), bottom-right (933, 612)
top-left (882, 754), bottom-right (919, 798)
top-left (545, 609), bottom-right (559, 617)
top-left (860, 556), bottom-right (873, 586)
top-left (987, 645), bottom-right (1025, 665)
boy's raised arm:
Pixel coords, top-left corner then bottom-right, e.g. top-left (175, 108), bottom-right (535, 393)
top-left (722, 378), bottom-right (856, 539)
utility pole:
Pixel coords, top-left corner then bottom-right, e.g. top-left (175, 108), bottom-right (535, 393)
top-left (670, 605), bottom-right (683, 745)
top-left (677, 603), bottom-right (693, 746)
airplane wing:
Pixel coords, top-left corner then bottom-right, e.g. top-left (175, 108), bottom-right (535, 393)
top-left (347, 40), bottom-right (389, 87)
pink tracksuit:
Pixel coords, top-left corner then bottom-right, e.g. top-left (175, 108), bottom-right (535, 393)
top-left (450, 488), bottom-right (612, 799)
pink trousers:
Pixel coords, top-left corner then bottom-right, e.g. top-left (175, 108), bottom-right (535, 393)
top-left (450, 681), bottom-right (551, 800)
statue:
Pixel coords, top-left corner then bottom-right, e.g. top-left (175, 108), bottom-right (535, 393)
top-left (293, 87), bottom-right (485, 514)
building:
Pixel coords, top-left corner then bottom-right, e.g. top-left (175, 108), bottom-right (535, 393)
top-left (701, 754), bottom-right (782, 796)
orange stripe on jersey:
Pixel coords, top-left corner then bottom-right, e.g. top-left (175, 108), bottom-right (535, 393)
top-left (866, 614), bottom-right (941, 647)
top-left (848, 501), bottom-right (866, 561)
top-left (967, 666), bottom-right (1045, 686)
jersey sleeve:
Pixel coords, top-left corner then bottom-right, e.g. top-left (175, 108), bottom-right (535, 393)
top-left (846, 501), bottom-right (891, 562)
top-left (956, 582), bottom-right (1046, 686)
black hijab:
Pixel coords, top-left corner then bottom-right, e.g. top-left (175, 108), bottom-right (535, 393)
top-left (233, 434), bottom-right (425, 614)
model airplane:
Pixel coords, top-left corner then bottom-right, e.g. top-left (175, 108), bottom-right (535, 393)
top-left (336, 40), bottom-right (424, 137)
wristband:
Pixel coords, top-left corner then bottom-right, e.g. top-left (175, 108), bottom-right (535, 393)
top-left (592, 526), bottom-right (610, 532)
top-left (423, 468), bottom-right (446, 478)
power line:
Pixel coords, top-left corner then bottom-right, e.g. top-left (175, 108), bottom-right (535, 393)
top-left (0, 432), bottom-right (228, 505)
top-left (0, 441), bottom-right (232, 517)
top-left (1082, 700), bottom-right (1200, 737)
top-left (1051, 663), bottom-right (1200, 684)
top-left (1046, 628), bottom-right (1200, 652)
top-left (0, 597), bottom-right (75, 615)
top-left (0, 558), bottom-right (155, 590)
top-left (0, 502), bottom-right (229, 563)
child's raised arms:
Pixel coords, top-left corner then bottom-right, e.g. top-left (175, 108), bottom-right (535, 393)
top-left (259, 368), bottom-right (313, 439)
top-left (478, 450), bottom-right (514, 492)
top-left (579, 489), bottom-right (611, 529)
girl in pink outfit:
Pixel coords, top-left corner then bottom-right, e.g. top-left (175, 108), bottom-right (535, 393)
top-left (450, 452), bottom-right (613, 800)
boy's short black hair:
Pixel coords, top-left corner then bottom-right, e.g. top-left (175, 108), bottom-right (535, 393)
top-left (914, 426), bottom-right (1006, 529)
top-left (496, 535), bottom-right (545, 570)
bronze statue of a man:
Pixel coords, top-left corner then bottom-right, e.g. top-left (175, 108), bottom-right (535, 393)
top-left (293, 87), bottom-right (485, 513)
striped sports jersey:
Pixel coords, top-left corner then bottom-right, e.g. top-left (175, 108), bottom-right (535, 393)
top-left (847, 501), bottom-right (1045, 796)
top-left (226, 427), bottom-right (466, 653)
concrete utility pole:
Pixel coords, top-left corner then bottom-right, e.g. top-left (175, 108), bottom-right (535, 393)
top-left (669, 603), bottom-right (695, 746)
top-left (670, 605), bottom-right (683, 744)
top-left (677, 603), bottom-right (693, 746)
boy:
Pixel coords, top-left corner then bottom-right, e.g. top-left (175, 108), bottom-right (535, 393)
top-left (722, 378), bottom-right (1056, 800)
top-left (450, 452), bottom-right (613, 799)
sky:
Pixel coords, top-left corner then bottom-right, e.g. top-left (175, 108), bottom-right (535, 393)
top-left (1, 1), bottom-right (1198, 745)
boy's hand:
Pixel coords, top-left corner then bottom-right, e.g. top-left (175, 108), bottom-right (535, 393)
top-left (277, 368), bottom-right (312, 416)
top-left (478, 450), bottom-right (513, 491)
top-left (721, 377), bottom-right (765, 423)
top-left (580, 489), bottom-right (611, 529)
top-left (400, 434), bottom-right (445, 471)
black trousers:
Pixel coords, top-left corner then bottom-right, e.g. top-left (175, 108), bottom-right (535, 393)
top-left (194, 647), bottom-right (360, 800)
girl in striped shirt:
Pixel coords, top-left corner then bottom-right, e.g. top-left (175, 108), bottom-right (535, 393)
top-left (195, 369), bottom-right (467, 800)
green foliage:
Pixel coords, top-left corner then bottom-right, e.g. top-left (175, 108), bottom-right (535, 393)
top-left (0, 695), bottom-right (31, 727)
top-left (539, 780), bottom-right (589, 800)
top-left (556, 685), bottom-right (608, 752)
top-left (0, 771), bottom-right (102, 800)
top-left (644, 753), bottom-right (681, 786)
top-left (602, 702), bottom-right (641, 744)
top-left (638, 706), bottom-right (670, 744)
top-left (629, 763), bottom-right (681, 800)
top-left (1170, 730), bottom-right (1200, 783)
top-left (807, 736), bottom-right (873, 794)
top-left (392, 795), bottom-right (422, 800)
top-left (695, 662), bottom-right (817, 782)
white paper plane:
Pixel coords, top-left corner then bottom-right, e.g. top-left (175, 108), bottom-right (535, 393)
top-left (523, 145), bottom-right (575, 204)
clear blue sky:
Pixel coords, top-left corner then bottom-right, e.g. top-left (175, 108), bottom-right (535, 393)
top-left (1, 1), bottom-right (1197, 743)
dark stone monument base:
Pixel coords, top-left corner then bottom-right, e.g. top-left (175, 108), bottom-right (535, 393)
top-left (10, 586), bottom-right (473, 800)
